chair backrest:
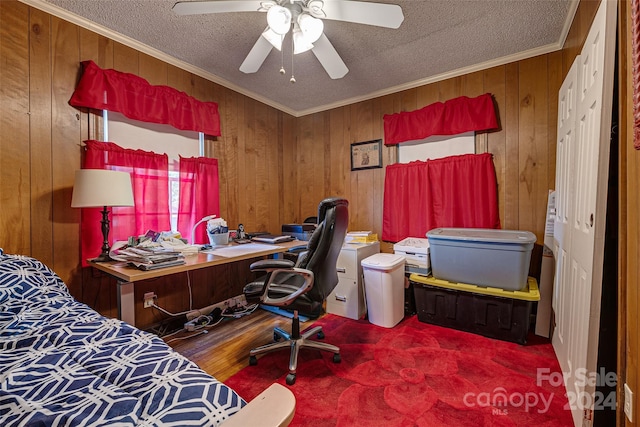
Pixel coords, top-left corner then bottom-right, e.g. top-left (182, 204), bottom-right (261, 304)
top-left (297, 198), bottom-right (349, 303)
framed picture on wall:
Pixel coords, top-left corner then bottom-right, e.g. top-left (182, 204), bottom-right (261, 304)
top-left (351, 139), bottom-right (382, 171)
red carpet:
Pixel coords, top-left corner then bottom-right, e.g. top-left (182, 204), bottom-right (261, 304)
top-left (225, 314), bottom-right (574, 426)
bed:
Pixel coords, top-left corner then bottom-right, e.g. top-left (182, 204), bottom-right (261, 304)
top-left (0, 250), bottom-right (294, 426)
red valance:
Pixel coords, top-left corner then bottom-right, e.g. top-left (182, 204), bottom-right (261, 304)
top-left (69, 60), bottom-right (220, 136)
top-left (383, 93), bottom-right (498, 145)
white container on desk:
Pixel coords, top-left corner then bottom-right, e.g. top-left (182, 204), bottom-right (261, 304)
top-left (326, 241), bottom-right (380, 320)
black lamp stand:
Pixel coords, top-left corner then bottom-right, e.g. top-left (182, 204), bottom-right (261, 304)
top-left (93, 206), bottom-right (112, 263)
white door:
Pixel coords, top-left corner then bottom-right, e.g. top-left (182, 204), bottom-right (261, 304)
top-left (552, 0), bottom-right (616, 425)
top-left (552, 55), bottom-right (578, 367)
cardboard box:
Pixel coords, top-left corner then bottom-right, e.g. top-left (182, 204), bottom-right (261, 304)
top-left (393, 237), bottom-right (431, 275)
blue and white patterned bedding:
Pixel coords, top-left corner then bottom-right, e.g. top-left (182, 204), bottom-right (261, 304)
top-left (0, 251), bottom-right (246, 426)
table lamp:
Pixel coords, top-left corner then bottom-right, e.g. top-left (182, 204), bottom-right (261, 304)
top-left (71, 169), bottom-right (135, 262)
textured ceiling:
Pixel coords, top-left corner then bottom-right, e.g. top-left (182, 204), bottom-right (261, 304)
top-left (29, 0), bottom-right (576, 116)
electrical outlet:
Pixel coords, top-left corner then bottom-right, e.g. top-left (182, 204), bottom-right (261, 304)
top-left (625, 383), bottom-right (634, 422)
top-left (143, 292), bottom-right (157, 309)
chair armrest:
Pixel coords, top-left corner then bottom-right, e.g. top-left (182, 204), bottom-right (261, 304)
top-left (261, 268), bottom-right (314, 306)
top-left (250, 259), bottom-right (295, 271)
top-left (221, 383), bottom-right (295, 427)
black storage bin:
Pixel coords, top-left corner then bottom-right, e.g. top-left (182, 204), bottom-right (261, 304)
top-left (410, 275), bottom-right (539, 345)
top-left (404, 277), bottom-right (416, 316)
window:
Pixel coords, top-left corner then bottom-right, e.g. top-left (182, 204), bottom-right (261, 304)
top-left (397, 131), bottom-right (475, 163)
top-left (104, 111), bottom-right (203, 232)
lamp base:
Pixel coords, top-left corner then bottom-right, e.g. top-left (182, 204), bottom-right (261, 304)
top-left (95, 206), bottom-right (112, 263)
top-left (91, 253), bottom-right (112, 263)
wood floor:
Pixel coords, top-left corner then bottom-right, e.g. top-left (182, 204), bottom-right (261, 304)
top-left (165, 308), bottom-right (315, 382)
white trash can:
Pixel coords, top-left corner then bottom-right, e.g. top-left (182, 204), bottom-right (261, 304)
top-left (362, 253), bottom-right (406, 328)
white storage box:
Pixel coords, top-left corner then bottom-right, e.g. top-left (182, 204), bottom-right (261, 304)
top-left (362, 253), bottom-right (406, 328)
top-left (393, 237), bottom-right (431, 275)
top-left (426, 228), bottom-right (536, 291)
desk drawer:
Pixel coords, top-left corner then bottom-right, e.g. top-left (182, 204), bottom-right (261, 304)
top-left (336, 249), bottom-right (357, 279)
top-left (326, 278), bottom-right (363, 320)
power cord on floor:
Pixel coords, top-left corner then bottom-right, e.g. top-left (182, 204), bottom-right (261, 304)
top-left (163, 304), bottom-right (258, 344)
top-left (222, 303), bottom-right (259, 318)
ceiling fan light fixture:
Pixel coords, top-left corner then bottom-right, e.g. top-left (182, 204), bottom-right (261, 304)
top-left (297, 13), bottom-right (323, 44)
top-left (262, 27), bottom-right (284, 50)
top-left (292, 25), bottom-right (314, 54)
top-left (306, 0), bottom-right (325, 18)
top-left (266, 5), bottom-right (292, 35)
top-left (258, 1), bottom-right (277, 12)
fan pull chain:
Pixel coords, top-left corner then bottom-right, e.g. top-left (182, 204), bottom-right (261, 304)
top-left (279, 34), bottom-right (285, 75)
top-left (290, 32), bottom-right (296, 83)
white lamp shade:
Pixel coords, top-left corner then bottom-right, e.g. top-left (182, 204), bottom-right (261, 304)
top-left (266, 5), bottom-right (292, 35)
top-left (293, 26), bottom-right (314, 54)
top-left (298, 13), bottom-right (323, 44)
top-left (71, 169), bottom-right (135, 208)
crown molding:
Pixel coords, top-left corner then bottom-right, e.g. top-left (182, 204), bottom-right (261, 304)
top-left (20, 0), bottom-right (573, 118)
top-left (18, 0), bottom-right (299, 116)
top-left (295, 42), bottom-right (563, 117)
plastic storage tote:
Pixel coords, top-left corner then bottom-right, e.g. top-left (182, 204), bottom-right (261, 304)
top-left (362, 253), bottom-right (405, 328)
top-left (410, 274), bottom-right (540, 344)
top-left (426, 228), bottom-right (536, 291)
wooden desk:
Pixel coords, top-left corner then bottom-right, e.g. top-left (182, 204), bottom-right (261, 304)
top-left (91, 241), bottom-right (305, 326)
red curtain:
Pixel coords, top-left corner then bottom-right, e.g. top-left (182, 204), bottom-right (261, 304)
top-left (383, 93), bottom-right (498, 145)
top-left (69, 60), bottom-right (221, 136)
top-left (177, 156), bottom-right (220, 244)
top-left (382, 153), bottom-right (501, 242)
top-left (81, 140), bottom-right (170, 265)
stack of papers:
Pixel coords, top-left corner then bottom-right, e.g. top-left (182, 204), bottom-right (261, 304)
top-left (345, 231), bottom-right (378, 243)
top-left (111, 246), bottom-right (186, 270)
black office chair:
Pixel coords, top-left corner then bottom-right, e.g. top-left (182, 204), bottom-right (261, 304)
top-left (242, 198), bottom-right (349, 385)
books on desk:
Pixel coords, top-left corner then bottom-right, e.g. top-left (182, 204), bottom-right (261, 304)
top-left (111, 246), bottom-right (186, 270)
top-left (251, 234), bottom-right (295, 244)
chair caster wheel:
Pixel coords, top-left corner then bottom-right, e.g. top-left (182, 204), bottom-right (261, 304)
top-left (317, 331), bottom-right (325, 339)
top-left (286, 373), bottom-right (296, 385)
top-left (333, 353), bottom-right (341, 363)
top-left (273, 332), bottom-right (281, 342)
top-left (249, 355), bottom-right (257, 366)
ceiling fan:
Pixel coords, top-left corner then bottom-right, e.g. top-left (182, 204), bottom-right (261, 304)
top-left (172, 0), bottom-right (404, 81)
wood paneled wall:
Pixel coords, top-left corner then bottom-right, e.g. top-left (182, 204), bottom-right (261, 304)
top-left (0, 0), bottom-right (603, 332)
top-left (288, 58), bottom-right (563, 254)
top-left (0, 1), bottom-right (295, 325)
top-left (621, 0), bottom-right (638, 425)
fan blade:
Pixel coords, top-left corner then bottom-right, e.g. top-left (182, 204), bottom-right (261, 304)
top-left (321, 1), bottom-right (404, 29)
top-left (173, 1), bottom-right (264, 15)
top-left (240, 34), bottom-right (273, 73)
top-left (311, 34), bottom-right (348, 79)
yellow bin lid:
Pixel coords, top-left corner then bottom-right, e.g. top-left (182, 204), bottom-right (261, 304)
top-left (409, 274), bottom-right (540, 302)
